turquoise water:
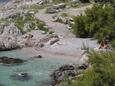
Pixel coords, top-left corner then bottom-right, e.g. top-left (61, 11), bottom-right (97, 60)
top-left (0, 49), bottom-right (76, 86)
top-left (0, 0), bottom-right (10, 3)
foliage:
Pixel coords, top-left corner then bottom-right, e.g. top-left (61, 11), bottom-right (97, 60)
top-left (72, 4), bottom-right (115, 47)
top-left (90, 0), bottom-right (115, 3)
top-left (72, 16), bottom-right (87, 38)
top-left (28, 4), bottom-right (46, 13)
top-left (58, 51), bottom-right (115, 86)
top-left (111, 40), bottom-right (115, 49)
top-left (0, 18), bottom-right (9, 24)
top-left (10, 13), bottom-right (49, 34)
top-left (60, 13), bottom-right (68, 17)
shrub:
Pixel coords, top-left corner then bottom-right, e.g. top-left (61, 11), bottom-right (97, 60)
top-left (58, 51), bottom-right (115, 86)
top-left (72, 16), bottom-right (87, 38)
top-left (72, 4), bottom-right (115, 44)
top-left (111, 40), bottom-right (115, 49)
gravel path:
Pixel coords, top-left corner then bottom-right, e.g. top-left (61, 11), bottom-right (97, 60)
top-left (35, 4), bottom-right (93, 38)
top-left (35, 9), bottom-right (75, 38)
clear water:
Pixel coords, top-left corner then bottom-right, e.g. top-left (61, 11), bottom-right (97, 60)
top-left (0, 0), bottom-right (10, 3)
top-left (0, 49), bottom-right (76, 86)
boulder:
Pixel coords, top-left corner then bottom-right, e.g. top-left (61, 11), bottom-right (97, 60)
top-left (0, 35), bottom-right (19, 51)
top-left (48, 38), bottom-right (59, 45)
top-left (2, 23), bottom-right (22, 36)
top-left (10, 72), bottom-right (31, 81)
top-left (0, 83), bottom-right (5, 86)
top-left (23, 22), bottom-right (32, 32)
top-left (51, 64), bottom-right (89, 85)
top-left (46, 7), bottom-right (58, 14)
top-left (0, 56), bottom-right (25, 64)
top-left (50, 64), bottom-right (76, 85)
top-left (56, 3), bottom-right (66, 9)
top-left (33, 55), bottom-right (43, 59)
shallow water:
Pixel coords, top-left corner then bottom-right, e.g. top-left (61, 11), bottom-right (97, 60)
top-left (0, 49), bottom-right (76, 86)
top-left (0, 0), bottom-right (10, 3)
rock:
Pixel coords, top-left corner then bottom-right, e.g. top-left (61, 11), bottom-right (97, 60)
top-left (46, 3), bottom-right (66, 14)
top-left (23, 22), bottom-right (32, 32)
top-left (56, 3), bottom-right (66, 9)
top-left (50, 64), bottom-right (76, 85)
top-left (2, 23), bottom-right (22, 36)
top-left (38, 43), bottom-right (45, 48)
top-left (78, 63), bottom-right (89, 70)
top-left (48, 38), bottom-right (59, 45)
top-left (46, 7), bottom-right (58, 14)
top-left (71, 0), bottom-right (80, 3)
top-left (10, 72), bottom-right (31, 81)
top-left (0, 35), bottom-right (19, 51)
top-left (0, 56), bottom-right (25, 64)
top-left (37, 0), bottom-right (48, 5)
top-left (33, 55), bottom-right (42, 58)
top-left (0, 23), bottom-right (22, 50)
top-left (51, 64), bottom-right (89, 85)
top-left (0, 83), bottom-right (5, 86)
top-left (59, 64), bottom-right (75, 71)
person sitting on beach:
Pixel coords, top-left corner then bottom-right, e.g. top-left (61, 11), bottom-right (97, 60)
top-left (99, 39), bottom-right (109, 49)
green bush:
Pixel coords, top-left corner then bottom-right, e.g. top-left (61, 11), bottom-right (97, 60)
top-left (10, 13), bottom-right (49, 33)
top-left (72, 4), bottom-right (115, 43)
top-left (111, 40), bottom-right (115, 49)
top-left (58, 51), bottom-right (115, 86)
top-left (72, 16), bottom-right (87, 38)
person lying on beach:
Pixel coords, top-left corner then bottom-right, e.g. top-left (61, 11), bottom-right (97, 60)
top-left (99, 39), bottom-right (109, 49)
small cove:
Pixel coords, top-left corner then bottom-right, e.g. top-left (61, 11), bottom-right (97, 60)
top-left (0, 48), bottom-right (78, 86)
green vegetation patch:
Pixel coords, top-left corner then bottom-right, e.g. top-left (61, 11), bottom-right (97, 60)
top-left (72, 4), bottom-right (115, 47)
top-left (1, 12), bottom-right (49, 34)
top-left (58, 51), bottom-right (115, 86)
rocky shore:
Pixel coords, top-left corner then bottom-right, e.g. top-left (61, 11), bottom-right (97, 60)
top-left (0, 1), bottom-right (99, 86)
top-left (51, 64), bottom-right (89, 86)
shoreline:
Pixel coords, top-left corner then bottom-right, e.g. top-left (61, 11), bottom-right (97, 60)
top-left (22, 47), bottom-right (84, 61)
top-left (0, 47), bottom-right (85, 64)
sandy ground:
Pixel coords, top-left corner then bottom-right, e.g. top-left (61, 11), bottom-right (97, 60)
top-left (21, 47), bottom-right (84, 64)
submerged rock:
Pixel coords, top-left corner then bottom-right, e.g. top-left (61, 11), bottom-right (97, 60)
top-left (51, 64), bottom-right (89, 85)
top-left (0, 56), bottom-right (25, 64)
top-left (51, 64), bottom-right (76, 85)
top-left (10, 73), bottom-right (31, 81)
top-left (32, 55), bottom-right (43, 59)
top-left (0, 83), bottom-right (5, 86)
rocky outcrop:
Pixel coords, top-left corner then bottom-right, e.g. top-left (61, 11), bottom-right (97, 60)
top-left (1, 23), bottom-right (22, 36)
top-left (0, 23), bottom-right (21, 50)
top-left (32, 55), bottom-right (43, 59)
top-left (10, 72), bottom-right (31, 81)
top-left (0, 35), bottom-right (19, 51)
top-left (51, 64), bottom-right (76, 86)
top-left (0, 56), bottom-right (25, 64)
top-left (51, 64), bottom-right (88, 86)
top-left (46, 3), bottom-right (66, 14)
top-left (0, 83), bottom-right (5, 86)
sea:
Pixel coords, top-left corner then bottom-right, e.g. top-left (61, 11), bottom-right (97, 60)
top-left (0, 0), bottom-right (10, 3)
top-left (0, 49), bottom-right (76, 86)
